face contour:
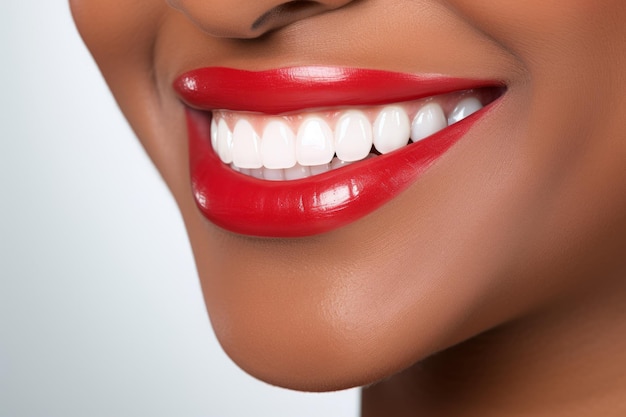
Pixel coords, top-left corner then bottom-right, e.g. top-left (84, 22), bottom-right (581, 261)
top-left (71, 0), bottom-right (626, 391)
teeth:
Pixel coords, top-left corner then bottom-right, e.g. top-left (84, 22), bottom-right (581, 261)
top-left (310, 163), bottom-right (331, 176)
top-left (212, 91), bottom-right (490, 180)
top-left (373, 106), bottom-right (411, 154)
top-left (217, 119), bottom-right (234, 164)
top-left (232, 119), bottom-right (262, 169)
top-left (210, 118), bottom-right (218, 150)
top-left (296, 117), bottom-right (335, 166)
top-left (284, 163), bottom-right (311, 180)
top-left (447, 97), bottom-right (483, 125)
top-left (249, 168), bottom-right (264, 179)
top-left (263, 167), bottom-right (285, 181)
top-left (411, 102), bottom-right (448, 143)
top-left (330, 158), bottom-right (352, 170)
top-left (261, 120), bottom-right (296, 169)
top-left (334, 110), bottom-right (373, 162)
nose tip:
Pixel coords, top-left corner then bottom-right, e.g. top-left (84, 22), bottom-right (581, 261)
top-left (167, 0), bottom-right (356, 39)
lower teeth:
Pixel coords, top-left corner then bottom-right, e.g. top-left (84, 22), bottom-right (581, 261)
top-left (232, 154), bottom-right (375, 181)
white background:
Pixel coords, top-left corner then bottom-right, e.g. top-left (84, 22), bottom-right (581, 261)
top-left (0, 2), bottom-right (358, 416)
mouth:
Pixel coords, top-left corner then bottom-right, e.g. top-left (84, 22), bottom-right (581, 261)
top-left (175, 67), bottom-right (505, 238)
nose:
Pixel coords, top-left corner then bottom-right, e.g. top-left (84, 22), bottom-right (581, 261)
top-left (167, 0), bottom-right (356, 39)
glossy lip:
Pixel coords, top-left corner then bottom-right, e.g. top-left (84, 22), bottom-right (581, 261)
top-left (174, 66), bottom-right (499, 114)
top-left (176, 67), bottom-right (503, 237)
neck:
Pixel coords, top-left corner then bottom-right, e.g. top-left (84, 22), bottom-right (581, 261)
top-left (361, 267), bottom-right (626, 417)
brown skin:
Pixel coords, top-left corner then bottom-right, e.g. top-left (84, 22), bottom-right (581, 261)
top-left (71, 0), bottom-right (626, 415)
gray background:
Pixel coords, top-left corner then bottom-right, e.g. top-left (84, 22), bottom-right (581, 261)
top-left (0, 2), bottom-right (358, 416)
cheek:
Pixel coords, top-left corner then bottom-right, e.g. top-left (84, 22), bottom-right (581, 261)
top-left (70, 0), bottom-right (167, 98)
top-left (71, 0), bottom-right (193, 195)
top-left (446, 0), bottom-right (624, 56)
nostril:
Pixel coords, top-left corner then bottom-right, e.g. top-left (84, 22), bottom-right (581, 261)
top-left (251, 1), bottom-right (320, 31)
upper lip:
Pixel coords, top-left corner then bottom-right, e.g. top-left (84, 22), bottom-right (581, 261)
top-left (173, 66), bottom-right (502, 114)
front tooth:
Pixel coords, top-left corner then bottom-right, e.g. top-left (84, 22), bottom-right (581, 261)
top-left (217, 119), bottom-right (234, 164)
top-left (411, 102), bottom-right (448, 142)
top-left (448, 97), bottom-right (483, 125)
top-left (210, 117), bottom-right (218, 151)
top-left (334, 110), bottom-right (373, 162)
top-left (232, 119), bottom-right (263, 169)
top-left (261, 120), bottom-right (297, 169)
top-left (373, 106), bottom-right (410, 154)
top-left (296, 117), bottom-right (335, 166)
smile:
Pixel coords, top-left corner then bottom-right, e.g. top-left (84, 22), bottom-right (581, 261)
top-left (175, 67), bottom-right (504, 237)
top-left (211, 89), bottom-right (496, 180)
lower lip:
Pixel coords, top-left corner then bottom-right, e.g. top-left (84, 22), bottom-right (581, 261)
top-left (186, 105), bottom-right (491, 238)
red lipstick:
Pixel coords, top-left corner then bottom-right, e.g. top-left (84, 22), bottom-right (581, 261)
top-left (175, 66), bottom-right (495, 114)
top-left (175, 67), bottom-right (501, 237)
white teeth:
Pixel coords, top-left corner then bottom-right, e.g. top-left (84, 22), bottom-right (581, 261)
top-left (330, 158), bottom-right (352, 170)
top-left (261, 120), bottom-right (296, 169)
top-left (296, 117), bottom-right (335, 166)
top-left (217, 119), bottom-right (234, 164)
top-left (334, 110), bottom-right (373, 162)
top-left (448, 97), bottom-right (483, 125)
top-left (411, 102), bottom-right (448, 143)
top-left (249, 168), bottom-right (264, 179)
top-left (212, 91), bottom-right (492, 180)
top-left (284, 163), bottom-right (311, 180)
top-left (310, 163), bottom-right (331, 176)
top-left (210, 118), bottom-right (218, 151)
top-left (263, 167), bottom-right (285, 181)
top-left (232, 119), bottom-right (262, 169)
top-left (373, 106), bottom-right (410, 154)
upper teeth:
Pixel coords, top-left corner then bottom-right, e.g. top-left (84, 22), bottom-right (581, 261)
top-left (211, 93), bottom-right (484, 180)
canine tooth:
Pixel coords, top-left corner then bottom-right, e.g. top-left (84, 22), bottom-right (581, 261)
top-left (448, 97), bottom-right (483, 125)
top-left (334, 110), bottom-right (373, 162)
top-left (210, 117), bottom-right (218, 150)
top-left (310, 163), bottom-right (331, 176)
top-left (296, 117), bottom-right (335, 166)
top-left (373, 106), bottom-right (410, 154)
top-left (263, 167), bottom-right (285, 181)
top-left (261, 120), bottom-right (297, 169)
top-left (217, 119), bottom-right (234, 164)
top-left (284, 163), bottom-right (311, 180)
top-left (232, 119), bottom-right (262, 169)
top-left (411, 102), bottom-right (448, 142)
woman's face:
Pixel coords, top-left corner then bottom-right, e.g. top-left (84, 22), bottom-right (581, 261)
top-left (71, 0), bottom-right (626, 391)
